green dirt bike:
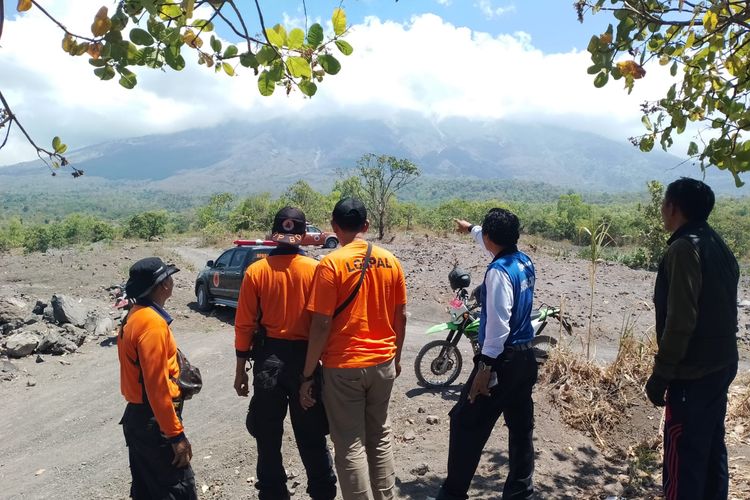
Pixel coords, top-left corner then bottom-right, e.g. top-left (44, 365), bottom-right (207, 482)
top-left (414, 267), bottom-right (572, 389)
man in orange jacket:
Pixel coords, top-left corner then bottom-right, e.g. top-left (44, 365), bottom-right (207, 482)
top-left (118, 257), bottom-right (197, 500)
top-left (235, 207), bottom-right (337, 500)
top-left (300, 198), bottom-right (408, 500)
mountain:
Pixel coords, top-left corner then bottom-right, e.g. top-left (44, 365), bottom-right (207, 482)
top-left (1, 114), bottom-right (746, 196)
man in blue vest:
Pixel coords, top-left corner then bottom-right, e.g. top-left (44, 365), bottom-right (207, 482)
top-left (436, 209), bottom-right (537, 500)
top-left (646, 178), bottom-right (739, 500)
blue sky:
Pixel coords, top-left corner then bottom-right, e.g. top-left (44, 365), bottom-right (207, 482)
top-left (238, 1), bottom-right (607, 54)
top-left (1, 0), bottom-right (666, 166)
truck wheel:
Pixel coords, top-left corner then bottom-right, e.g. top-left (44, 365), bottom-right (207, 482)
top-left (324, 237), bottom-right (338, 249)
top-left (196, 283), bottom-right (212, 312)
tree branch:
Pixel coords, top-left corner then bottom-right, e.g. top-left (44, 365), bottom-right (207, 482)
top-left (30, 0), bottom-right (98, 42)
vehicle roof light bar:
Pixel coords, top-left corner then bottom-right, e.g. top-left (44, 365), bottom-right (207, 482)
top-left (233, 239), bottom-right (279, 247)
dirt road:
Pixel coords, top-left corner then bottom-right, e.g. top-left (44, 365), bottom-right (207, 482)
top-left (1, 235), bottom-right (748, 499)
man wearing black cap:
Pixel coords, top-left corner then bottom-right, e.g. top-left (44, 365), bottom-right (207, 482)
top-left (235, 207), bottom-right (337, 500)
top-left (300, 198), bottom-right (408, 500)
top-left (118, 257), bottom-right (198, 500)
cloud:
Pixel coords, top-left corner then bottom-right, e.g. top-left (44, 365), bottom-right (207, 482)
top-left (436, 0), bottom-right (453, 6)
top-left (0, 4), bottom-right (678, 166)
top-left (475, 1), bottom-right (516, 19)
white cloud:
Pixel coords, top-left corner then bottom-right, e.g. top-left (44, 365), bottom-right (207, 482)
top-left (436, 0), bottom-right (453, 6)
top-left (475, 1), bottom-right (516, 20)
top-left (0, 4), bottom-right (678, 166)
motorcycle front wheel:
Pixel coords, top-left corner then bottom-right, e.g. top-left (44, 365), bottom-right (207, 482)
top-left (414, 339), bottom-right (463, 388)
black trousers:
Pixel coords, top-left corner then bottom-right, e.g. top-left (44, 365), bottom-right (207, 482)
top-left (121, 403), bottom-right (197, 500)
top-left (247, 338), bottom-right (337, 500)
top-left (437, 349), bottom-right (538, 500)
top-left (663, 363), bottom-right (737, 500)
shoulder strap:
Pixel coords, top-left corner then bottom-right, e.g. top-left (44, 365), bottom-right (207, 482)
top-left (333, 242), bottom-right (373, 319)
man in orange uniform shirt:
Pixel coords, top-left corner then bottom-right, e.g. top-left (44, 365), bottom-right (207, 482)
top-left (300, 198), bottom-right (408, 500)
top-left (118, 257), bottom-right (197, 499)
top-left (235, 207), bottom-right (337, 500)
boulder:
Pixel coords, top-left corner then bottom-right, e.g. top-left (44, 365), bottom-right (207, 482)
top-left (32, 300), bottom-right (48, 315)
top-left (0, 359), bottom-right (19, 381)
top-left (85, 313), bottom-right (115, 336)
top-left (37, 332), bottom-right (78, 355)
top-left (4, 331), bottom-right (41, 358)
top-left (0, 296), bottom-right (30, 333)
top-left (61, 325), bottom-right (87, 347)
top-left (94, 316), bottom-right (115, 336)
top-left (51, 295), bottom-right (88, 327)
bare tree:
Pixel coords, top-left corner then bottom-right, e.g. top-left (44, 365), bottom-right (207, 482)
top-left (356, 153), bottom-right (420, 240)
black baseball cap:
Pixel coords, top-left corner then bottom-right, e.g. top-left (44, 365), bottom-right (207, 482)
top-left (271, 206), bottom-right (306, 245)
top-left (125, 257), bottom-right (179, 299)
top-left (332, 198), bottom-right (367, 231)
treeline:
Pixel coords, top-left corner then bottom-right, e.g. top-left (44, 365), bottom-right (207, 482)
top-left (0, 211), bottom-right (188, 253)
top-left (3, 179), bottom-right (750, 271)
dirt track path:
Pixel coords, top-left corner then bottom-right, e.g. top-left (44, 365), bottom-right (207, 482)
top-left (1, 237), bottom-right (748, 499)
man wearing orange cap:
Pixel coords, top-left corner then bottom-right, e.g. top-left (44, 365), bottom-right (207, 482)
top-left (235, 207), bottom-right (337, 500)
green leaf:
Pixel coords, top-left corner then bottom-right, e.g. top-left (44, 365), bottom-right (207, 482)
top-left (593, 71), bottom-right (608, 88)
top-left (639, 135), bottom-right (655, 152)
top-left (240, 52), bottom-right (258, 68)
top-left (688, 141), bottom-right (699, 156)
top-left (210, 35), bottom-right (222, 53)
top-left (287, 56), bottom-right (311, 78)
top-left (268, 61), bottom-right (284, 81)
top-left (118, 68), bottom-right (138, 89)
top-left (258, 71), bottom-right (275, 96)
top-left (586, 64), bottom-right (599, 75)
top-left (335, 40), bottom-right (353, 56)
top-left (299, 79), bottom-right (317, 97)
top-left (332, 8), bottom-right (347, 36)
top-left (164, 47), bottom-right (186, 71)
top-left (318, 54), bottom-right (341, 75)
top-left (670, 61), bottom-right (678, 77)
top-left (266, 24), bottom-right (287, 48)
top-left (307, 23), bottom-right (324, 48)
top-left (192, 19), bottom-right (214, 32)
top-left (256, 45), bottom-right (277, 65)
top-left (641, 115), bottom-right (653, 131)
top-left (223, 45), bottom-right (238, 58)
top-left (94, 65), bottom-right (116, 80)
top-left (222, 62), bottom-right (235, 76)
top-left (130, 28), bottom-right (154, 47)
top-left (52, 136), bottom-right (62, 152)
top-left (288, 28), bottom-right (305, 50)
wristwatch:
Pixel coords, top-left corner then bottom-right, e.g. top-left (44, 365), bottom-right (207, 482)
top-left (478, 360), bottom-right (492, 372)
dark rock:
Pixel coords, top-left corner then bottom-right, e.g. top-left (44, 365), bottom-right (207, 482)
top-left (37, 332), bottom-right (78, 355)
top-left (61, 325), bottom-right (87, 347)
top-left (32, 301), bottom-right (47, 315)
top-left (4, 331), bottom-right (41, 358)
top-left (410, 463), bottom-right (430, 476)
top-left (51, 295), bottom-right (88, 327)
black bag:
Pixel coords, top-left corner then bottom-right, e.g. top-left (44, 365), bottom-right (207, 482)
top-left (172, 348), bottom-right (202, 400)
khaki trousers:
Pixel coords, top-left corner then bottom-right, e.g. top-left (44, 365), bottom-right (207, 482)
top-left (322, 358), bottom-right (396, 500)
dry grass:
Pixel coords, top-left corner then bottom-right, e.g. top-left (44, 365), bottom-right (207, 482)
top-left (541, 309), bottom-right (656, 448)
top-left (728, 371), bottom-right (750, 442)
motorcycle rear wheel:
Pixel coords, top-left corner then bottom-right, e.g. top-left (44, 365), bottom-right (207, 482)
top-left (531, 334), bottom-right (558, 363)
top-left (414, 339), bottom-right (463, 388)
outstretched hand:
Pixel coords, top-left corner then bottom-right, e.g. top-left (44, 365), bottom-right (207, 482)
top-left (454, 219), bottom-right (473, 234)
